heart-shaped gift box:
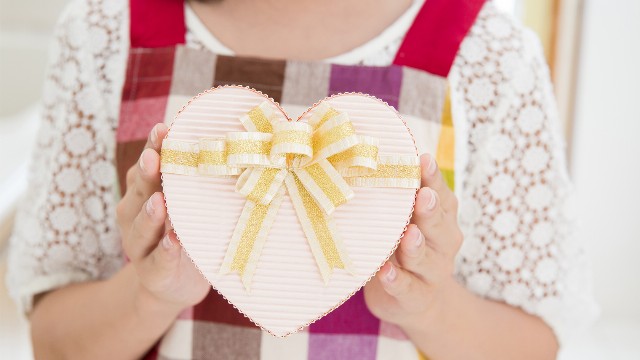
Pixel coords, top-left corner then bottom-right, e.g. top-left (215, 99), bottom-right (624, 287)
top-left (160, 85), bottom-right (419, 337)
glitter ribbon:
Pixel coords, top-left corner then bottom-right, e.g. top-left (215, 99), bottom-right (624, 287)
top-left (161, 101), bottom-right (421, 290)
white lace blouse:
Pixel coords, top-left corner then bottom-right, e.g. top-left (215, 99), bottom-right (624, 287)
top-left (6, 0), bottom-right (597, 346)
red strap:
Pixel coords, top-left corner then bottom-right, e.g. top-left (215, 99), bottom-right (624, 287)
top-left (129, 0), bottom-right (484, 76)
top-left (130, 0), bottom-right (186, 47)
top-left (393, 0), bottom-right (486, 77)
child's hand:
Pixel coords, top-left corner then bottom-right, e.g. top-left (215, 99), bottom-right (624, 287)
top-left (116, 123), bottom-right (210, 312)
top-left (364, 153), bottom-right (463, 331)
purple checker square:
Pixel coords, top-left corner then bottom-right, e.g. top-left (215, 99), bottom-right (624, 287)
top-left (309, 290), bottom-right (381, 335)
top-left (328, 64), bottom-right (403, 108)
top-left (308, 333), bottom-right (378, 360)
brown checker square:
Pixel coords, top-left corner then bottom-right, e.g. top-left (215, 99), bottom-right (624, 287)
top-left (192, 321), bottom-right (262, 360)
top-left (213, 55), bottom-right (286, 103)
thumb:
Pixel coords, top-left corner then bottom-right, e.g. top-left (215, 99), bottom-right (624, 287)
top-left (147, 230), bottom-right (182, 274)
top-left (125, 192), bottom-right (167, 261)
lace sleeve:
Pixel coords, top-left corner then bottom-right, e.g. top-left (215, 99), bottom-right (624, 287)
top-left (449, 2), bottom-right (598, 345)
top-left (6, 0), bottom-right (128, 313)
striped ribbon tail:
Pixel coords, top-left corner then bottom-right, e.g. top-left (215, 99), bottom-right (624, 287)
top-left (219, 187), bottom-right (285, 291)
top-left (285, 173), bottom-right (354, 284)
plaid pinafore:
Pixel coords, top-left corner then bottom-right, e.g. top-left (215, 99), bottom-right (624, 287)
top-left (115, 0), bottom-right (485, 358)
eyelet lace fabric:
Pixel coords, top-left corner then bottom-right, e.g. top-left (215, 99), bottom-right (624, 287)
top-left (6, 0), bottom-right (596, 345)
top-left (449, 3), bottom-right (598, 343)
top-left (6, 0), bottom-right (128, 310)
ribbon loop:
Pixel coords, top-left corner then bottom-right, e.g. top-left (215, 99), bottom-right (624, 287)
top-left (312, 111), bottom-right (360, 162)
top-left (225, 132), bottom-right (275, 168)
top-left (329, 135), bottom-right (380, 175)
top-left (271, 121), bottom-right (313, 166)
top-left (240, 101), bottom-right (276, 133)
top-left (197, 138), bottom-right (243, 176)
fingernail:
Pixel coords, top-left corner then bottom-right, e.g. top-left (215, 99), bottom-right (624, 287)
top-left (145, 197), bottom-right (155, 216)
top-left (150, 125), bottom-right (158, 147)
top-left (423, 188), bottom-right (437, 210)
top-left (385, 263), bottom-right (396, 283)
top-left (427, 155), bottom-right (437, 176)
top-left (414, 230), bottom-right (424, 247)
top-left (162, 235), bottom-right (173, 250)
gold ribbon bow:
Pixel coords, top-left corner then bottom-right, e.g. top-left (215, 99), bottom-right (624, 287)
top-left (161, 101), bottom-right (421, 290)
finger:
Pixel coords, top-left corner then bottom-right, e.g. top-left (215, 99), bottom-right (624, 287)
top-left (125, 192), bottom-right (167, 261)
top-left (395, 224), bottom-right (429, 279)
top-left (143, 230), bottom-right (182, 275)
top-left (413, 187), bottom-right (463, 255)
top-left (125, 124), bottom-right (166, 190)
top-left (143, 123), bottom-right (169, 151)
top-left (135, 147), bottom-right (162, 194)
top-left (135, 230), bottom-right (184, 298)
top-left (132, 123), bottom-right (167, 200)
top-left (378, 262), bottom-right (428, 313)
top-left (118, 126), bottom-right (167, 235)
top-left (119, 148), bottom-right (162, 226)
top-left (420, 153), bottom-right (457, 214)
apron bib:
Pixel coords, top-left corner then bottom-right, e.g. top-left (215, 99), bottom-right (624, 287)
top-left (116, 0), bottom-right (484, 358)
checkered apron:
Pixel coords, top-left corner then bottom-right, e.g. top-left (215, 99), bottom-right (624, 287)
top-left (116, 0), bottom-right (484, 358)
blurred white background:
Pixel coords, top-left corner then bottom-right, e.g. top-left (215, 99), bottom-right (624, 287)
top-left (1, 0), bottom-right (639, 359)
